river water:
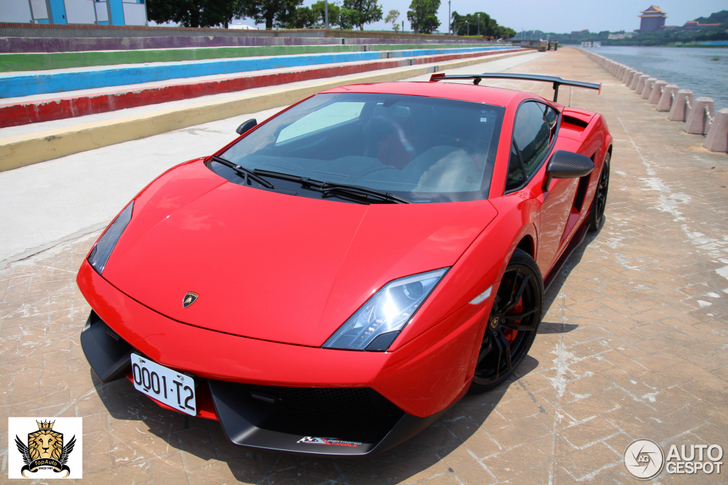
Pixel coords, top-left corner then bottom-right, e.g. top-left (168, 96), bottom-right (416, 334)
top-left (585, 46), bottom-right (728, 110)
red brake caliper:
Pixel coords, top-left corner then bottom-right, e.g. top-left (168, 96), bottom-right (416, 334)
top-left (503, 299), bottom-right (522, 344)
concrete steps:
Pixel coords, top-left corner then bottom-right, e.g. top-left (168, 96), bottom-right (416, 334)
top-left (0, 46), bottom-right (515, 98)
top-left (0, 43), bottom-right (489, 72)
top-left (0, 49), bottom-right (531, 171)
top-left (0, 48), bottom-right (521, 128)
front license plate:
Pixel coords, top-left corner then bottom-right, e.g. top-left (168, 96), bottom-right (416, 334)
top-left (130, 354), bottom-right (196, 416)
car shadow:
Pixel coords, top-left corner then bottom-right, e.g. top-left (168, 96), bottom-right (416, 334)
top-left (541, 225), bottom-right (602, 318)
top-left (89, 226), bottom-right (603, 482)
top-left (92, 355), bottom-right (540, 482)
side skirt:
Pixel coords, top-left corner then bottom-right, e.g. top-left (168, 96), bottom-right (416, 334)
top-left (543, 222), bottom-right (588, 291)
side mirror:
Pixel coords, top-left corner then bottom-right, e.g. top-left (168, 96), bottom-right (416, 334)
top-left (544, 150), bottom-right (594, 189)
top-left (236, 118), bottom-right (257, 135)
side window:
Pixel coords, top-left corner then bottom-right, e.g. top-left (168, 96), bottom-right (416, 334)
top-left (507, 102), bottom-right (558, 191)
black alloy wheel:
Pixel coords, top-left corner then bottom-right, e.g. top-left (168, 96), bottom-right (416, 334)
top-left (469, 249), bottom-right (543, 393)
top-left (588, 150), bottom-right (610, 232)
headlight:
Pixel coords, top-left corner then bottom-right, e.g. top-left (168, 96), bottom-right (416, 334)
top-left (88, 201), bottom-right (134, 274)
top-left (323, 268), bottom-right (448, 352)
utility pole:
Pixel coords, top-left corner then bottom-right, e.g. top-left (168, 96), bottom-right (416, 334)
top-left (477, 12), bottom-right (480, 36)
top-left (324, 0), bottom-right (329, 29)
top-left (448, 0), bottom-right (451, 35)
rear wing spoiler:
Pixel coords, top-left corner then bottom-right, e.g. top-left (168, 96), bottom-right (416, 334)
top-left (429, 73), bottom-right (601, 103)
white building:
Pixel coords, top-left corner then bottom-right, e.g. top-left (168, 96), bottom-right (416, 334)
top-left (0, 0), bottom-right (148, 26)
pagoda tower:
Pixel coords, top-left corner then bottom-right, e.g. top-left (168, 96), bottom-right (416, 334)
top-left (639, 5), bottom-right (667, 32)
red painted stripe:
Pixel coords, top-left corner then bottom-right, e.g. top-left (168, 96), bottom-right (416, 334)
top-left (0, 49), bottom-right (521, 128)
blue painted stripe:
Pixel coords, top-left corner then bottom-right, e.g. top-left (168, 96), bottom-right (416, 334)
top-left (0, 46), bottom-right (513, 98)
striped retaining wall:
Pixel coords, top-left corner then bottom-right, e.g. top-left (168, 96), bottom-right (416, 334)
top-left (1, 49), bottom-right (522, 128)
top-left (0, 43), bottom-right (489, 72)
top-left (0, 46), bottom-right (514, 98)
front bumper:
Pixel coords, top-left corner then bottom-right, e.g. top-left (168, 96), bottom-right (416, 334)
top-left (77, 259), bottom-right (488, 455)
top-left (81, 310), bottom-right (448, 455)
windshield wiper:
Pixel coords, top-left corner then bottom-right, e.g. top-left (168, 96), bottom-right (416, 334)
top-left (253, 169), bottom-right (409, 204)
top-left (319, 183), bottom-right (410, 204)
top-left (212, 156), bottom-right (274, 189)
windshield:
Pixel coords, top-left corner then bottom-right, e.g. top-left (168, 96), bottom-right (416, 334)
top-left (218, 92), bottom-right (504, 203)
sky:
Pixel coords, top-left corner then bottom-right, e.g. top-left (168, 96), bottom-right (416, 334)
top-left (237, 0), bottom-right (728, 34)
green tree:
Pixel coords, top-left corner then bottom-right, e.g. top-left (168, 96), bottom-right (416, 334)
top-left (407, 0), bottom-right (440, 34)
top-left (695, 10), bottom-right (728, 25)
top-left (311, 0), bottom-right (341, 27)
top-left (148, 0), bottom-right (238, 28)
top-left (342, 0), bottom-right (383, 30)
top-left (450, 11), bottom-right (514, 38)
top-left (287, 6), bottom-right (316, 28)
top-left (287, 1), bottom-right (342, 28)
top-left (338, 7), bottom-right (357, 29)
top-left (385, 9), bottom-right (400, 31)
top-left (237, 0), bottom-right (302, 30)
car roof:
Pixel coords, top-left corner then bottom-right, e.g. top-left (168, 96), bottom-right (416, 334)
top-left (322, 81), bottom-right (535, 108)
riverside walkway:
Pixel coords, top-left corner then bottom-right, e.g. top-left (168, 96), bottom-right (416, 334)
top-left (1, 47), bottom-right (727, 484)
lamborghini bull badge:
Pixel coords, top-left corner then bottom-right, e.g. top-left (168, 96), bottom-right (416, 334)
top-left (183, 292), bottom-right (199, 308)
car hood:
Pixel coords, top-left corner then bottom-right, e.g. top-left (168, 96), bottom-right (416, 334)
top-left (103, 162), bottom-right (497, 347)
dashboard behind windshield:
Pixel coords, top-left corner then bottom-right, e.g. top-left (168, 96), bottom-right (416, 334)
top-left (219, 92), bottom-right (505, 203)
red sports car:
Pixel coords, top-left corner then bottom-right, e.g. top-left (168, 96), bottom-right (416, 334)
top-left (77, 73), bottom-right (611, 455)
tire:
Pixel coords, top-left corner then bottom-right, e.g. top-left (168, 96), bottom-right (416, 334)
top-left (588, 150), bottom-right (610, 232)
top-left (469, 249), bottom-right (544, 393)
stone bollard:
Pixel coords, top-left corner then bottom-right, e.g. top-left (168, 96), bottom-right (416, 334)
top-left (617, 65), bottom-right (626, 79)
top-left (641, 78), bottom-right (657, 99)
top-left (684, 97), bottom-right (715, 134)
top-left (629, 72), bottom-right (643, 90)
top-left (704, 108), bottom-right (728, 153)
top-left (668, 89), bottom-right (694, 121)
top-left (624, 69), bottom-right (636, 85)
top-left (648, 80), bottom-right (667, 104)
top-left (624, 69), bottom-right (637, 87)
top-left (657, 84), bottom-right (679, 112)
top-left (635, 74), bottom-right (649, 93)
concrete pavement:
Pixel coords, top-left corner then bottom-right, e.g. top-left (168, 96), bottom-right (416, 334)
top-left (1, 47), bottom-right (727, 484)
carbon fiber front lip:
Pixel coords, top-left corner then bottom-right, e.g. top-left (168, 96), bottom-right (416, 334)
top-left (209, 378), bottom-right (450, 456)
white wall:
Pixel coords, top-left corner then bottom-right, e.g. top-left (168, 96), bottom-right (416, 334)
top-left (122, 1), bottom-right (146, 26)
top-left (0, 0), bottom-right (33, 23)
top-left (65, 0), bottom-right (97, 24)
top-left (30, 0), bottom-right (48, 21)
top-left (95, 1), bottom-right (108, 22)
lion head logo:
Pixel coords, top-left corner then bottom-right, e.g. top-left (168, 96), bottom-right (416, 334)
top-left (28, 421), bottom-right (63, 461)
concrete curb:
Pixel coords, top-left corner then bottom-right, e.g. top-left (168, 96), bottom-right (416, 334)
top-left (0, 50), bottom-right (530, 172)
